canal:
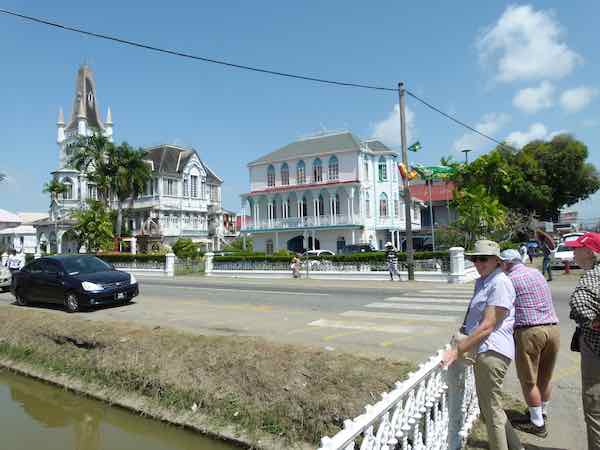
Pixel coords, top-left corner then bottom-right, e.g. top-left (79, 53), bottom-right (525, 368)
top-left (0, 369), bottom-right (240, 450)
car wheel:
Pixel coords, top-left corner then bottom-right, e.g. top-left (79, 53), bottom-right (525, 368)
top-left (65, 292), bottom-right (80, 313)
top-left (15, 290), bottom-right (28, 306)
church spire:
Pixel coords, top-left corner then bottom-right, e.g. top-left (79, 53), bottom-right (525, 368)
top-left (66, 65), bottom-right (105, 134)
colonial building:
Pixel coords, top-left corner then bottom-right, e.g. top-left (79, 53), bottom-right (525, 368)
top-left (240, 131), bottom-right (422, 253)
top-left (34, 65), bottom-right (225, 253)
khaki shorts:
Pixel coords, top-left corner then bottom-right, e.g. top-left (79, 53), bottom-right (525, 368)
top-left (515, 324), bottom-right (560, 386)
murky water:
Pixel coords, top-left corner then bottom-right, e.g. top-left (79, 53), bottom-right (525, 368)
top-left (0, 369), bottom-right (240, 450)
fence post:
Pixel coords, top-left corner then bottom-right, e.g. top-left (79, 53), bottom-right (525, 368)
top-left (204, 252), bottom-right (214, 275)
top-left (447, 360), bottom-right (468, 449)
top-left (448, 247), bottom-right (465, 284)
top-left (165, 252), bottom-right (175, 277)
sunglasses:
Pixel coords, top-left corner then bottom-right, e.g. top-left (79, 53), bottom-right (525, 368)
top-left (470, 256), bottom-right (492, 262)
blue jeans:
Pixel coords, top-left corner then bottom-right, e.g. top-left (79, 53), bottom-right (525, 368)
top-left (542, 256), bottom-right (553, 280)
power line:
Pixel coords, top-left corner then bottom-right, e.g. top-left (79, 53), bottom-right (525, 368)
top-left (0, 8), bottom-right (397, 93)
top-left (0, 8), bottom-right (512, 150)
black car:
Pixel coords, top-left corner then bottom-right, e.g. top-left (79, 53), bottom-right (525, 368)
top-left (10, 255), bottom-right (139, 313)
top-left (340, 244), bottom-right (376, 254)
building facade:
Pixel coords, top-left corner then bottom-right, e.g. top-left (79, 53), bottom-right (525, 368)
top-left (240, 131), bottom-right (422, 254)
top-left (35, 65), bottom-right (225, 253)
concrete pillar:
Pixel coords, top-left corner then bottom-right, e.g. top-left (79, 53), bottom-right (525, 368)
top-left (449, 247), bottom-right (466, 284)
top-left (131, 237), bottom-right (137, 255)
top-left (352, 230), bottom-right (356, 245)
top-left (275, 231), bottom-right (279, 250)
top-left (165, 252), bottom-right (176, 277)
top-left (203, 252), bottom-right (214, 275)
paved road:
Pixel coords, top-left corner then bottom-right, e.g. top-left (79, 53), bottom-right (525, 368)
top-left (0, 272), bottom-right (583, 449)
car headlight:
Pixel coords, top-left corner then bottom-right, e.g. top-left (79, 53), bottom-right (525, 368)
top-left (129, 274), bottom-right (137, 285)
top-left (81, 281), bottom-right (104, 292)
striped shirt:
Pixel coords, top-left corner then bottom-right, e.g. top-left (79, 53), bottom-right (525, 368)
top-left (570, 263), bottom-right (600, 357)
top-left (506, 262), bottom-right (559, 328)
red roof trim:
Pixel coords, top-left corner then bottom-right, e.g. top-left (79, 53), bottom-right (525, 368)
top-left (409, 181), bottom-right (456, 202)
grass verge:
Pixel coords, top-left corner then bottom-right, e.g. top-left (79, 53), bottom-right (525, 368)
top-left (0, 306), bottom-right (413, 449)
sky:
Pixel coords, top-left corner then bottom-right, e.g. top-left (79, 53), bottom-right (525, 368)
top-left (1, 1), bottom-right (599, 219)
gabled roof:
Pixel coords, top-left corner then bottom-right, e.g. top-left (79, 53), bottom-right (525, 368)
top-left (364, 139), bottom-right (394, 154)
top-left (17, 212), bottom-right (48, 224)
top-left (143, 145), bottom-right (196, 174)
top-left (249, 131), bottom-right (363, 166)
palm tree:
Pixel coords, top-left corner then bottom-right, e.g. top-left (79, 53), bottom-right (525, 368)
top-left (68, 134), bottom-right (118, 206)
top-left (113, 143), bottom-right (152, 238)
top-left (43, 179), bottom-right (68, 202)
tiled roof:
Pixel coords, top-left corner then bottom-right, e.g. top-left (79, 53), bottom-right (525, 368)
top-left (0, 209), bottom-right (21, 224)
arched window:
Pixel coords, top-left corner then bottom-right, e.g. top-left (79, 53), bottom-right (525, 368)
top-left (267, 165), bottom-right (276, 187)
top-left (301, 197), bottom-right (308, 217)
top-left (313, 158), bottom-right (323, 182)
top-left (297, 161), bottom-right (306, 184)
top-left (281, 163), bottom-right (289, 186)
top-left (378, 156), bottom-right (387, 182)
top-left (318, 194), bottom-right (325, 216)
top-left (379, 193), bottom-right (389, 217)
top-left (365, 193), bottom-right (371, 218)
top-left (328, 156), bottom-right (339, 181)
top-left (62, 178), bottom-right (73, 200)
top-left (334, 193), bottom-right (340, 216)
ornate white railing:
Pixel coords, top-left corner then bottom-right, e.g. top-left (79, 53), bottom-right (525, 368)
top-left (318, 349), bottom-right (479, 450)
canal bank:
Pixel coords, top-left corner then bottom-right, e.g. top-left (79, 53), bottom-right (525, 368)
top-left (0, 306), bottom-right (413, 449)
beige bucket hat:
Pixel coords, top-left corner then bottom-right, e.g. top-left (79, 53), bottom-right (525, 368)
top-left (465, 239), bottom-right (501, 257)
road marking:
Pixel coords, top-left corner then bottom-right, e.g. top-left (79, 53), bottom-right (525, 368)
top-left (417, 289), bottom-right (473, 296)
top-left (340, 310), bottom-right (458, 323)
top-left (384, 296), bottom-right (470, 304)
top-left (163, 285), bottom-right (330, 296)
top-left (309, 319), bottom-right (420, 334)
top-left (366, 302), bottom-right (466, 312)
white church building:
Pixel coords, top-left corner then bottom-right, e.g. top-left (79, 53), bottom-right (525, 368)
top-left (240, 131), bottom-right (422, 254)
top-left (34, 65), bottom-right (225, 253)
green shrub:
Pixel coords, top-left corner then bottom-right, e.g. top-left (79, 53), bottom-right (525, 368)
top-left (172, 238), bottom-right (201, 260)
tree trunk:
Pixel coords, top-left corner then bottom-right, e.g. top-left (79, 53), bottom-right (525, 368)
top-left (116, 202), bottom-right (123, 239)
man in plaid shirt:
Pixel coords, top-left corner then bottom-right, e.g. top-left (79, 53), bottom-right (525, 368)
top-left (500, 249), bottom-right (559, 438)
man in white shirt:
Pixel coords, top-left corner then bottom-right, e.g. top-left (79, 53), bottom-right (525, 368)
top-left (6, 249), bottom-right (23, 273)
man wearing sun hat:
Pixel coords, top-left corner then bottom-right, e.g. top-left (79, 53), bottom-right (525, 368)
top-left (443, 240), bottom-right (523, 450)
top-left (500, 248), bottom-right (559, 438)
top-left (566, 232), bottom-right (600, 449)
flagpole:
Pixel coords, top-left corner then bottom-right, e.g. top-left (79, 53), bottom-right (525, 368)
top-left (399, 82), bottom-right (415, 280)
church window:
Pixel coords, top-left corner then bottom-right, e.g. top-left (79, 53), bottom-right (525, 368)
top-left (379, 193), bottom-right (389, 217)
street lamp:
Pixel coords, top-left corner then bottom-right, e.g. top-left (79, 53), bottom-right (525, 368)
top-left (461, 149), bottom-right (472, 164)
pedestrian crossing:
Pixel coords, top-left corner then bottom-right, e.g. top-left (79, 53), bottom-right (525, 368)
top-left (308, 286), bottom-right (474, 334)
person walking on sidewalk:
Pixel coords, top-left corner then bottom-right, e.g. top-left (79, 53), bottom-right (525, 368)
top-left (6, 249), bottom-right (22, 274)
top-left (500, 249), bottom-right (559, 438)
top-left (384, 242), bottom-right (401, 281)
top-left (442, 240), bottom-right (523, 450)
top-left (291, 255), bottom-right (301, 279)
top-left (537, 230), bottom-right (555, 282)
top-left (566, 232), bottom-right (600, 450)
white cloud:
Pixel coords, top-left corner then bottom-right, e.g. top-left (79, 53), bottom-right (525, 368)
top-left (513, 81), bottom-right (555, 113)
top-left (452, 113), bottom-right (511, 152)
top-left (505, 123), bottom-right (567, 148)
top-left (560, 86), bottom-right (599, 113)
top-left (478, 5), bottom-right (582, 82)
top-left (371, 103), bottom-right (415, 147)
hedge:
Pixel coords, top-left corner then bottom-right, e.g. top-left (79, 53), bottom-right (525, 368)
top-left (96, 253), bottom-right (167, 263)
top-left (214, 251), bottom-right (449, 264)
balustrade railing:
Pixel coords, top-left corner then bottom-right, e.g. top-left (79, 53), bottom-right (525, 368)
top-left (318, 349), bottom-right (479, 450)
top-left (243, 214), bottom-right (358, 230)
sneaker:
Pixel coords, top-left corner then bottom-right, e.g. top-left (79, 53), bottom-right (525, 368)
top-left (511, 411), bottom-right (548, 424)
top-left (513, 421), bottom-right (548, 438)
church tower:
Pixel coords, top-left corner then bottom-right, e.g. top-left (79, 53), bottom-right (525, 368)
top-left (51, 65), bottom-right (114, 220)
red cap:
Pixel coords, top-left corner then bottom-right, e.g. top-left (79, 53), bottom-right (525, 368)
top-left (565, 232), bottom-right (600, 253)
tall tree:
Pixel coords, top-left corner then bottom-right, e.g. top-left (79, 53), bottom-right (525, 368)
top-left (452, 135), bottom-right (599, 221)
top-left (113, 143), bottom-right (152, 238)
top-left (43, 179), bottom-right (69, 202)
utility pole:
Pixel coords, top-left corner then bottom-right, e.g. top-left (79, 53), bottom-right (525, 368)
top-left (399, 82), bottom-right (415, 280)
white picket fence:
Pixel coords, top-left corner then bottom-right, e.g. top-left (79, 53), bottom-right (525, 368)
top-left (318, 348), bottom-right (479, 450)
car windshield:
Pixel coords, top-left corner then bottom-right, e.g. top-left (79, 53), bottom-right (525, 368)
top-left (60, 256), bottom-right (112, 275)
top-left (557, 245), bottom-right (571, 252)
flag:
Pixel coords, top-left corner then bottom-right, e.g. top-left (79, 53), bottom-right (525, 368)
top-left (408, 141), bottom-right (422, 152)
